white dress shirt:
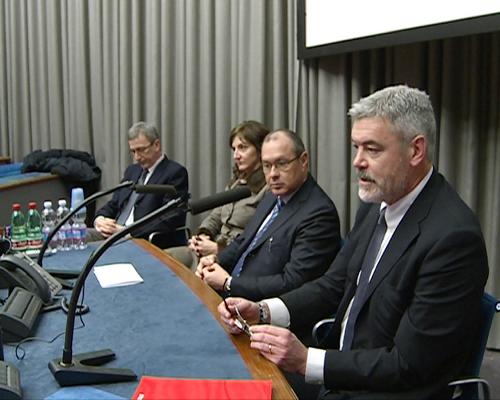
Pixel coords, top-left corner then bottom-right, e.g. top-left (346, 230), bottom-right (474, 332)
top-left (124, 154), bottom-right (165, 226)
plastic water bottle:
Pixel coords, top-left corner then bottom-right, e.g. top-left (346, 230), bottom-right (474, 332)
top-left (26, 202), bottom-right (43, 254)
top-left (10, 203), bottom-right (27, 252)
top-left (41, 200), bottom-right (58, 254)
top-left (71, 188), bottom-right (87, 250)
top-left (56, 199), bottom-right (72, 251)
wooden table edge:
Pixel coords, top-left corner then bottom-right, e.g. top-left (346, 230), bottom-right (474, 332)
top-left (135, 239), bottom-right (298, 400)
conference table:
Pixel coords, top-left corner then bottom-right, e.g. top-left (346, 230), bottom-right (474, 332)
top-left (4, 239), bottom-right (296, 399)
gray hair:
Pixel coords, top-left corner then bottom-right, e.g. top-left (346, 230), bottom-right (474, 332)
top-left (264, 128), bottom-right (306, 157)
top-left (128, 121), bottom-right (160, 143)
top-left (348, 85), bottom-right (436, 162)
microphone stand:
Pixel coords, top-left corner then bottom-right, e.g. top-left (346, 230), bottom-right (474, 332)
top-left (48, 196), bottom-right (187, 386)
top-left (37, 181), bottom-right (135, 267)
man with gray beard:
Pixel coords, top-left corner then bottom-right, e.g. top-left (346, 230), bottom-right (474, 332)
top-left (219, 85), bottom-right (488, 399)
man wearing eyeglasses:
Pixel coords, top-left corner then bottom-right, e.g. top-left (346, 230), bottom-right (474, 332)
top-left (90, 121), bottom-right (189, 248)
top-left (197, 129), bottom-right (341, 303)
top-left (218, 86), bottom-right (488, 399)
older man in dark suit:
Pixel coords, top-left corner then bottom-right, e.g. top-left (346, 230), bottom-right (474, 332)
top-left (219, 86), bottom-right (489, 399)
top-left (197, 129), bottom-right (341, 301)
top-left (90, 121), bottom-right (189, 248)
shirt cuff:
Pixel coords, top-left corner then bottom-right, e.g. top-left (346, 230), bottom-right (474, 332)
top-left (263, 298), bottom-right (290, 327)
top-left (305, 347), bottom-right (326, 384)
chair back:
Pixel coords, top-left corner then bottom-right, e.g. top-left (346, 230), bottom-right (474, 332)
top-left (462, 292), bottom-right (499, 377)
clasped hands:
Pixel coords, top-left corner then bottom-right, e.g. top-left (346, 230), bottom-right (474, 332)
top-left (217, 297), bottom-right (308, 375)
top-left (195, 254), bottom-right (229, 291)
top-left (94, 216), bottom-right (124, 237)
top-left (188, 234), bottom-right (218, 257)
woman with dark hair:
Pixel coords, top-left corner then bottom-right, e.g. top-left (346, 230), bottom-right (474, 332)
top-left (166, 120), bottom-right (269, 270)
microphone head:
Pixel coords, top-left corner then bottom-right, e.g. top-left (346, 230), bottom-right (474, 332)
top-left (189, 186), bottom-right (252, 215)
top-left (134, 184), bottom-right (177, 195)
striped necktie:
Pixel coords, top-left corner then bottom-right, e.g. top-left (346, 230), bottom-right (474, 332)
top-left (232, 198), bottom-right (283, 277)
top-left (116, 169), bottom-right (148, 225)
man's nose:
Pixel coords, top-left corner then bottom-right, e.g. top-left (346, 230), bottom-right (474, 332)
top-left (269, 166), bottom-right (280, 177)
top-left (352, 149), bottom-right (366, 168)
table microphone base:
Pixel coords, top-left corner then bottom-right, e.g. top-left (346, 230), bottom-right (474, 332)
top-left (49, 349), bottom-right (137, 386)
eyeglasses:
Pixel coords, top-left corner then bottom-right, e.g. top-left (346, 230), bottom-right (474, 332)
top-left (262, 156), bottom-right (300, 173)
top-left (129, 141), bottom-right (155, 155)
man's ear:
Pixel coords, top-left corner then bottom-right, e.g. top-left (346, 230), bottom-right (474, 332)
top-left (409, 135), bottom-right (427, 166)
top-left (300, 151), bottom-right (309, 168)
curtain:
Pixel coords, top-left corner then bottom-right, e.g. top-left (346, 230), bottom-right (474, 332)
top-left (0, 0), bottom-right (498, 348)
top-left (298, 36), bottom-right (500, 348)
top-left (0, 0), bottom-right (298, 209)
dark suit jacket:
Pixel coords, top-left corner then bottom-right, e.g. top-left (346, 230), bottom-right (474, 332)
top-left (281, 170), bottom-right (489, 399)
top-left (95, 157), bottom-right (189, 248)
top-left (218, 174), bottom-right (341, 301)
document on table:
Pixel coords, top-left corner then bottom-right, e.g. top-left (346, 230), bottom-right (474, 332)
top-left (93, 263), bottom-right (144, 288)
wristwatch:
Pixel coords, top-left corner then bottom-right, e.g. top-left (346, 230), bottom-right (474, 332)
top-left (224, 276), bottom-right (232, 293)
top-left (258, 301), bottom-right (270, 324)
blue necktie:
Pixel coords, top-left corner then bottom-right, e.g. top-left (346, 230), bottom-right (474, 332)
top-left (232, 198), bottom-right (283, 277)
top-left (116, 169), bottom-right (148, 225)
top-left (342, 207), bottom-right (387, 350)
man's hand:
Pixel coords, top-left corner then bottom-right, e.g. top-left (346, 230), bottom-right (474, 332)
top-left (218, 297), bottom-right (260, 334)
top-left (200, 263), bottom-right (229, 291)
top-left (195, 254), bottom-right (217, 278)
top-left (250, 325), bottom-right (308, 375)
top-left (189, 234), bottom-right (218, 257)
top-left (94, 216), bottom-right (121, 237)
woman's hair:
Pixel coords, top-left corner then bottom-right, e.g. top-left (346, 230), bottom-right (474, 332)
top-left (229, 120), bottom-right (270, 154)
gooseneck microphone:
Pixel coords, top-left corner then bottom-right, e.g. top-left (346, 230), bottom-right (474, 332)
top-left (133, 184), bottom-right (176, 194)
top-left (189, 186), bottom-right (252, 215)
top-left (37, 181), bottom-right (177, 266)
top-left (48, 196), bottom-right (186, 387)
top-left (47, 187), bottom-right (249, 387)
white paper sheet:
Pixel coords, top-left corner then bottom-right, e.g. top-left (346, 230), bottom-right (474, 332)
top-left (93, 263), bottom-right (144, 288)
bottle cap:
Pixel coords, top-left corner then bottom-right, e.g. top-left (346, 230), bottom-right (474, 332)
top-left (12, 203), bottom-right (21, 211)
top-left (58, 199), bottom-right (67, 206)
top-left (43, 200), bottom-right (52, 208)
top-left (28, 202), bottom-right (37, 209)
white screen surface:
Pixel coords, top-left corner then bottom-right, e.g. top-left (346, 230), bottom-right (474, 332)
top-left (305, 0), bottom-right (500, 48)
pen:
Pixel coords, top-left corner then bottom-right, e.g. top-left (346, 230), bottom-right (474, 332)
top-left (234, 306), bottom-right (252, 336)
top-left (223, 297), bottom-right (231, 313)
top-left (268, 237), bottom-right (273, 252)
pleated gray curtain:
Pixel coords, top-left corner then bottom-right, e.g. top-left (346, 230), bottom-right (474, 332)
top-left (0, 0), bottom-right (499, 347)
top-left (0, 0), bottom-right (298, 207)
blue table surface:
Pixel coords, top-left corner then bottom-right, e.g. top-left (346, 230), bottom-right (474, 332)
top-left (3, 240), bottom-right (251, 399)
top-left (0, 171), bottom-right (52, 185)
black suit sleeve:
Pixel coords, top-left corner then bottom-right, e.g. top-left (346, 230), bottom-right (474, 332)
top-left (279, 202), bottom-right (371, 329)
